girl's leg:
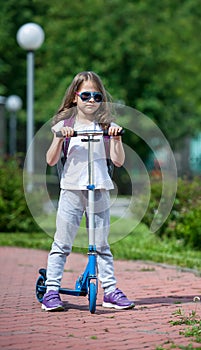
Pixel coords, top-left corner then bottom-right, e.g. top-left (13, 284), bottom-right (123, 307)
top-left (86, 189), bottom-right (116, 294)
top-left (46, 240), bottom-right (71, 292)
top-left (46, 190), bottom-right (84, 292)
top-left (91, 190), bottom-right (134, 309)
top-left (96, 245), bottom-right (116, 294)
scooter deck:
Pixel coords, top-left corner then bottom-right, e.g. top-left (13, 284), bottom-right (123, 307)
top-left (37, 284), bottom-right (87, 297)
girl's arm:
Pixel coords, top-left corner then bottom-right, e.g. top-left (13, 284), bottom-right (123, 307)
top-left (46, 133), bottom-right (64, 166)
top-left (108, 125), bottom-right (125, 167)
top-left (46, 126), bottom-right (74, 166)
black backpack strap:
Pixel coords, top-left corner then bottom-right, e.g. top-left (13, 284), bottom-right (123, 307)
top-left (57, 116), bottom-right (75, 180)
top-left (102, 124), bottom-right (114, 178)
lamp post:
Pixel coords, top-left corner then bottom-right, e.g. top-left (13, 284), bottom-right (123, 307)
top-left (0, 96), bottom-right (6, 157)
top-left (5, 95), bottom-right (22, 155)
top-left (16, 23), bottom-right (44, 179)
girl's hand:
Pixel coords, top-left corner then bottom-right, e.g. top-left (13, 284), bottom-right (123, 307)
top-left (60, 126), bottom-right (74, 137)
top-left (108, 125), bottom-right (123, 140)
top-left (109, 125), bottom-right (125, 166)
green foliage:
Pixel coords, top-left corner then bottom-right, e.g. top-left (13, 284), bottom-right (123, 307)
top-left (141, 177), bottom-right (201, 249)
top-left (0, 158), bottom-right (40, 232)
top-left (171, 308), bottom-right (199, 326)
top-left (1, 0), bottom-right (201, 148)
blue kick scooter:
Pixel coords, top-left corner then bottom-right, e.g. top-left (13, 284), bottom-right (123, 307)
top-left (35, 128), bottom-right (123, 313)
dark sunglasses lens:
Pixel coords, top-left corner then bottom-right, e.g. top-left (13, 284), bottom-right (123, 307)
top-left (94, 93), bottom-right (103, 102)
top-left (80, 92), bottom-right (91, 101)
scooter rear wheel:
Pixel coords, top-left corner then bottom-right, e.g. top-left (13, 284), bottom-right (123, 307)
top-left (89, 282), bottom-right (97, 314)
top-left (36, 275), bottom-right (46, 303)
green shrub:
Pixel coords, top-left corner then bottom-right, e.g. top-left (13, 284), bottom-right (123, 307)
top-left (0, 158), bottom-right (40, 232)
top-left (173, 206), bottom-right (201, 248)
top-left (139, 176), bottom-right (201, 249)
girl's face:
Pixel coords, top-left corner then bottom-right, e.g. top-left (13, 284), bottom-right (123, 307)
top-left (74, 80), bottom-right (101, 117)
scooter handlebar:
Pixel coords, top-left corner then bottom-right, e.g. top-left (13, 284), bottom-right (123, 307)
top-left (55, 129), bottom-right (125, 138)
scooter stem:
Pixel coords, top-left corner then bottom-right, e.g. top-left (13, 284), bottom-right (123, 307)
top-left (87, 135), bottom-right (95, 247)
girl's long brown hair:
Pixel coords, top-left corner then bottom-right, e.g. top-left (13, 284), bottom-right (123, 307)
top-left (52, 71), bottom-right (115, 128)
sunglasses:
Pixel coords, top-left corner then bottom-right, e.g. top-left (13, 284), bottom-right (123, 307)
top-left (75, 91), bottom-right (103, 103)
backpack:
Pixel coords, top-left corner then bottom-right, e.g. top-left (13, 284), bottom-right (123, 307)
top-left (56, 116), bottom-right (114, 180)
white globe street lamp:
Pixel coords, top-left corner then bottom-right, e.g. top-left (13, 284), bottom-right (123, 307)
top-left (5, 95), bottom-right (22, 155)
top-left (16, 23), bottom-right (44, 186)
top-left (17, 23), bottom-right (45, 51)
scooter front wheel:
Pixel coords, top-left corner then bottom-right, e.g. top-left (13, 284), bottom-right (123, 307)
top-left (89, 282), bottom-right (97, 314)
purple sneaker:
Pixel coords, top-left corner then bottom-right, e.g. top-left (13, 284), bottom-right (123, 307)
top-left (41, 290), bottom-right (64, 311)
top-left (102, 288), bottom-right (135, 310)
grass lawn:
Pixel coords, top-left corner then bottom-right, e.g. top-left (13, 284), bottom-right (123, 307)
top-left (1, 216), bottom-right (201, 272)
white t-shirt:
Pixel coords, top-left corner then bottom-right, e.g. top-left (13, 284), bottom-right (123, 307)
top-left (52, 119), bottom-right (114, 190)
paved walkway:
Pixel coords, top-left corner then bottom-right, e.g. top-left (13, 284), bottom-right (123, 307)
top-left (1, 246), bottom-right (201, 350)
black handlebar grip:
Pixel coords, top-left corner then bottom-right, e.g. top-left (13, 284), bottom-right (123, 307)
top-left (103, 129), bottom-right (125, 136)
top-left (55, 131), bottom-right (78, 137)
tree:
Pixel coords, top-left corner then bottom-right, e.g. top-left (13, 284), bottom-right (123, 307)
top-left (1, 0), bottom-right (201, 151)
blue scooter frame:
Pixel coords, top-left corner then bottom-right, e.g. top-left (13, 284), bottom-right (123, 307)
top-left (36, 247), bottom-right (97, 313)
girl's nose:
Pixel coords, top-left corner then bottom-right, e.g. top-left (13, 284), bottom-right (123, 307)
top-left (88, 96), bottom-right (95, 102)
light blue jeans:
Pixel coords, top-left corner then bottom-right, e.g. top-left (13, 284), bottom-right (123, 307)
top-left (46, 189), bottom-right (116, 294)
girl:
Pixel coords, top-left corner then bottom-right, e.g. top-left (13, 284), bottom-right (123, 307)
top-left (42, 71), bottom-right (134, 311)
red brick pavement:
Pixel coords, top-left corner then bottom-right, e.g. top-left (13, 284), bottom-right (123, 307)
top-left (1, 246), bottom-right (201, 350)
